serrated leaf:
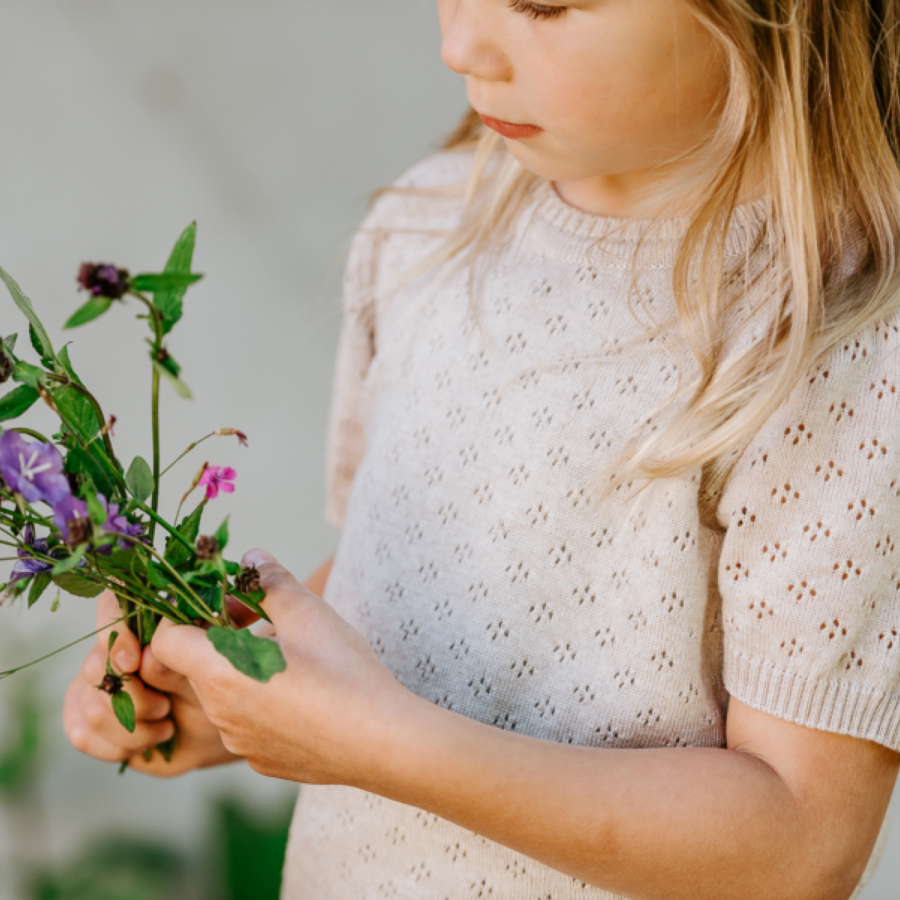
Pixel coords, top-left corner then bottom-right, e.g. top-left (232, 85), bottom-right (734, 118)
top-left (51, 546), bottom-right (87, 576)
top-left (0, 266), bottom-right (56, 365)
top-left (52, 570), bottom-right (104, 598)
top-left (29, 325), bottom-right (54, 369)
top-left (64, 296), bottom-right (113, 330)
top-left (153, 223), bottom-right (197, 334)
top-left (214, 516), bottom-right (230, 552)
top-left (131, 273), bottom-right (203, 292)
top-left (0, 385), bottom-right (39, 422)
top-left (153, 361), bottom-right (192, 399)
top-left (52, 385), bottom-right (101, 441)
top-left (207, 627), bottom-right (286, 683)
top-left (125, 456), bottom-right (154, 503)
top-left (27, 573), bottom-right (52, 608)
top-left (111, 691), bottom-right (136, 733)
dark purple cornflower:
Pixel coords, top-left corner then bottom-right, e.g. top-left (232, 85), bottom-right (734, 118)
top-left (0, 431), bottom-right (71, 505)
top-left (77, 263), bottom-right (130, 300)
top-left (7, 525), bottom-right (56, 588)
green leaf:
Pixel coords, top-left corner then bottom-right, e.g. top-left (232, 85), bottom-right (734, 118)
top-left (214, 516), bottom-right (230, 553)
top-left (165, 504), bottom-right (204, 567)
top-left (153, 360), bottom-right (192, 399)
top-left (0, 384), bottom-right (39, 422)
top-left (64, 296), bottom-right (113, 330)
top-left (125, 456), bottom-right (154, 503)
top-left (29, 325), bottom-right (54, 369)
top-left (86, 492), bottom-right (107, 527)
top-left (12, 361), bottom-right (44, 389)
top-left (131, 273), bottom-right (203, 292)
top-left (207, 627), bottom-right (287, 683)
top-left (57, 345), bottom-right (85, 386)
top-left (65, 445), bottom-right (117, 499)
top-left (27, 573), bottom-right (52, 608)
top-left (51, 545), bottom-right (87, 576)
top-left (156, 729), bottom-right (177, 762)
top-left (52, 386), bottom-right (101, 441)
top-left (108, 631), bottom-right (119, 656)
top-left (0, 266), bottom-right (56, 366)
top-left (228, 588), bottom-right (272, 625)
top-left (153, 223), bottom-right (197, 335)
top-left (52, 570), bottom-right (104, 598)
top-left (2, 334), bottom-right (17, 354)
top-left (111, 691), bottom-right (136, 733)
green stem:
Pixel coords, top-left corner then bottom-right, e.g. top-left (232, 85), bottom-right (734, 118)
top-left (8, 427), bottom-right (52, 443)
top-left (150, 365), bottom-right (160, 544)
top-left (160, 432), bottom-right (215, 478)
top-left (45, 375), bottom-right (120, 471)
top-left (0, 612), bottom-right (138, 679)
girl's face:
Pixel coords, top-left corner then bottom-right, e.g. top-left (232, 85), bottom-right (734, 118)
top-left (438, 0), bottom-right (729, 217)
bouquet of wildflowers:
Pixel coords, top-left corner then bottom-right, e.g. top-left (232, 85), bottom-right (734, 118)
top-left (0, 224), bottom-right (285, 751)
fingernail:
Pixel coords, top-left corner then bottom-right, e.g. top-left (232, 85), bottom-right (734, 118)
top-left (242, 549), bottom-right (275, 566)
top-left (115, 652), bottom-right (137, 671)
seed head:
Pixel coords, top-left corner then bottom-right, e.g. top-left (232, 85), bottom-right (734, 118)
top-left (0, 344), bottom-right (12, 385)
top-left (196, 535), bottom-right (220, 560)
top-left (235, 565), bottom-right (261, 595)
top-left (77, 263), bottom-right (130, 300)
top-left (65, 516), bottom-right (93, 547)
top-left (98, 673), bottom-right (124, 696)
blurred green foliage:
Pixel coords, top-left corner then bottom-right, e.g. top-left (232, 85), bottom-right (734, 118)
top-left (0, 678), bottom-right (296, 900)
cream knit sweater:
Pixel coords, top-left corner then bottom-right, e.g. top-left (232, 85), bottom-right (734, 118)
top-left (282, 150), bottom-right (899, 899)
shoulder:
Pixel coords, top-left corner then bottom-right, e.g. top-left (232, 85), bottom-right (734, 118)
top-left (357, 148), bottom-right (478, 235)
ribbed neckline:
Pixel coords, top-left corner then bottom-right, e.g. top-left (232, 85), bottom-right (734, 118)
top-left (525, 178), bottom-right (772, 269)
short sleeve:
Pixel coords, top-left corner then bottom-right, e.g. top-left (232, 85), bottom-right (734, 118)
top-left (717, 308), bottom-right (900, 750)
top-left (324, 225), bottom-right (379, 529)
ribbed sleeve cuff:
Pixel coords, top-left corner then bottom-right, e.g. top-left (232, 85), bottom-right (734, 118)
top-left (724, 650), bottom-right (900, 752)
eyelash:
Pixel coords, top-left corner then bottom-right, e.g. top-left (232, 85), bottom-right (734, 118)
top-left (508, 0), bottom-right (567, 20)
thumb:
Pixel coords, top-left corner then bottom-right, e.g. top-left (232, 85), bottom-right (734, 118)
top-left (151, 618), bottom-right (222, 684)
top-left (242, 548), bottom-right (309, 623)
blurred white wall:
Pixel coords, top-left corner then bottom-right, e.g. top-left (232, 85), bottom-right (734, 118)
top-left (0, 0), bottom-right (466, 894)
top-left (0, 2), bottom-right (897, 898)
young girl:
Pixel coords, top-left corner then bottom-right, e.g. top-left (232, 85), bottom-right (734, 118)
top-left (63, 1), bottom-right (900, 897)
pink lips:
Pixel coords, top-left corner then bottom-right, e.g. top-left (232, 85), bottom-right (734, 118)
top-left (478, 114), bottom-right (543, 139)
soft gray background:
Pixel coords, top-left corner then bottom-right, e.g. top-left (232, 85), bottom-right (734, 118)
top-left (0, 2), bottom-right (896, 897)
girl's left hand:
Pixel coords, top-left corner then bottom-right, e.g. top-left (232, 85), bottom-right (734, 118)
top-left (150, 549), bottom-right (413, 786)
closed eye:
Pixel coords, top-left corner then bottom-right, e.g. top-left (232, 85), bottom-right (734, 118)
top-left (508, 0), bottom-right (568, 20)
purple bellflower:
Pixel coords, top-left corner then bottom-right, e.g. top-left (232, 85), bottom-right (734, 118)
top-left (8, 525), bottom-right (57, 588)
top-left (0, 431), bottom-right (71, 506)
top-left (53, 494), bottom-right (145, 549)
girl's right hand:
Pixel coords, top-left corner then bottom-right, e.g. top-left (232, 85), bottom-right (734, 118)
top-left (63, 591), bottom-right (240, 777)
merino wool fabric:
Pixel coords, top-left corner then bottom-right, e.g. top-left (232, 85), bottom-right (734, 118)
top-left (281, 150), bottom-right (899, 899)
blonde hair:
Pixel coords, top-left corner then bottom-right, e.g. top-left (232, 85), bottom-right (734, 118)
top-left (378, 0), bottom-right (900, 519)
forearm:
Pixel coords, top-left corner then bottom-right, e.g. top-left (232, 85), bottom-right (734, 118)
top-left (361, 694), bottom-right (830, 900)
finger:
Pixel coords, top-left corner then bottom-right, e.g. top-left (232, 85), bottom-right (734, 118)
top-left (82, 650), bottom-right (171, 721)
top-left (140, 644), bottom-right (196, 700)
top-left (225, 593), bottom-right (260, 630)
top-left (151, 618), bottom-right (228, 684)
top-left (95, 591), bottom-right (140, 674)
top-left (242, 549), bottom-right (309, 623)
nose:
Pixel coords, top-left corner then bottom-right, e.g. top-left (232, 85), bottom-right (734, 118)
top-left (440, 0), bottom-right (512, 82)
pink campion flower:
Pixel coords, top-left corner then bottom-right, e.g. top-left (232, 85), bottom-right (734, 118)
top-left (198, 465), bottom-right (236, 500)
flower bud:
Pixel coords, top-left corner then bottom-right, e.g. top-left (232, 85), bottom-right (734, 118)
top-left (65, 516), bottom-right (93, 547)
top-left (98, 673), bottom-right (124, 696)
top-left (0, 344), bottom-right (11, 385)
top-left (77, 263), bottom-right (130, 300)
top-left (196, 535), bottom-right (219, 560)
top-left (235, 565), bottom-right (261, 595)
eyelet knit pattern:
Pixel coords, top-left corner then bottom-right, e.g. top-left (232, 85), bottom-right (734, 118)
top-left (282, 151), bottom-right (897, 899)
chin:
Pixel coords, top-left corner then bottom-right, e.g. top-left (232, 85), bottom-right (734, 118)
top-left (503, 140), bottom-right (599, 185)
